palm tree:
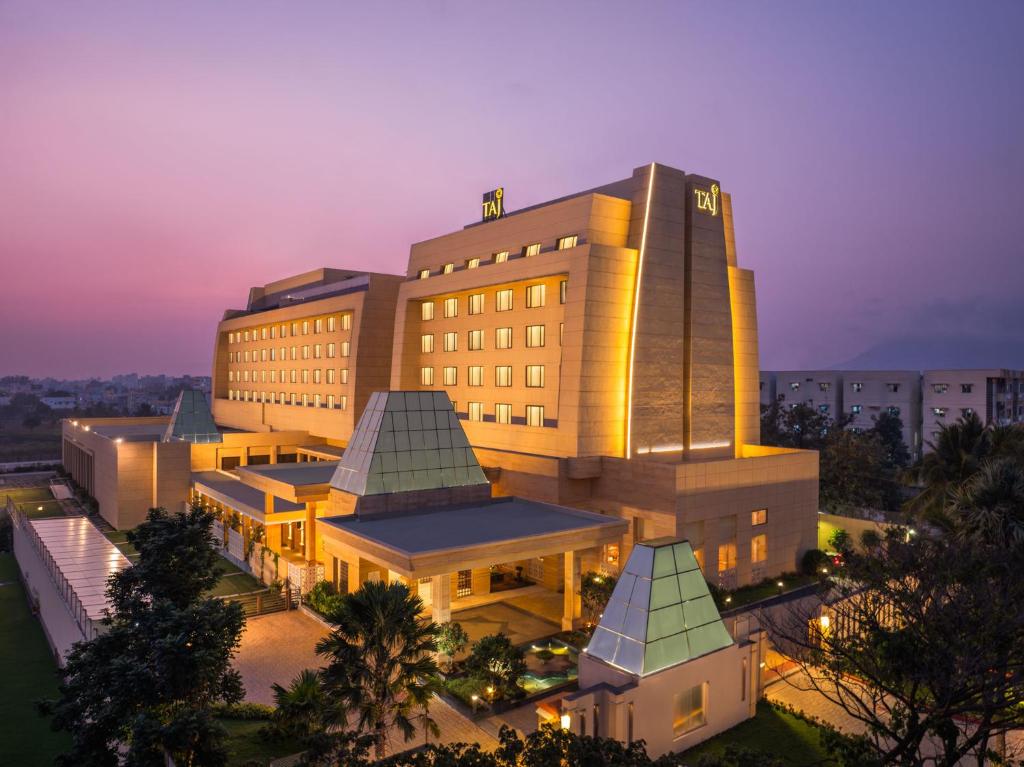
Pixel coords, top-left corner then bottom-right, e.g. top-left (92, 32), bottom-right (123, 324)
top-left (316, 580), bottom-right (440, 759)
top-left (948, 459), bottom-right (1024, 551)
top-left (906, 412), bottom-right (991, 523)
top-left (270, 668), bottom-right (340, 740)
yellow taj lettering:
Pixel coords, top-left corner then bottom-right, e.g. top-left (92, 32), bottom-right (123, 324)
top-left (694, 183), bottom-right (720, 216)
top-left (482, 188), bottom-right (504, 219)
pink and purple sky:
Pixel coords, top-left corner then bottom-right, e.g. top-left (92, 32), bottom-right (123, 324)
top-left (2, 1), bottom-right (1022, 379)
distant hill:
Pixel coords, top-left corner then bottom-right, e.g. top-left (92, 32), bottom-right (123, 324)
top-left (828, 335), bottom-right (1024, 371)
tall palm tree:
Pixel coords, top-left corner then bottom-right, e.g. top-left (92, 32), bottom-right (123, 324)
top-left (906, 412), bottom-right (991, 523)
top-left (316, 580), bottom-right (440, 759)
top-left (948, 459), bottom-right (1024, 551)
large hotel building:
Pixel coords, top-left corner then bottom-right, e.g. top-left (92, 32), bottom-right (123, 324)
top-left (63, 162), bottom-right (818, 613)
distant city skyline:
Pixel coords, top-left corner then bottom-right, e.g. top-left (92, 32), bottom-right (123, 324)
top-left (2, 1), bottom-right (1023, 378)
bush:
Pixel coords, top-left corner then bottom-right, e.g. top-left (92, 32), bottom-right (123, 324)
top-left (800, 548), bottom-right (830, 576)
top-left (443, 675), bottom-right (486, 707)
top-left (860, 529), bottom-right (882, 549)
top-left (305, 580), bottom-right (343, 618)
top-left (828, 528), bottom-right (852, 554)
top-left (464, 633), bottom-right (527, 700)
top-left (211, 701), bottom-right (275, 721)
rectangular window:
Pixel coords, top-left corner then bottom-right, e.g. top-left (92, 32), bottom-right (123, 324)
top-left (302, 320), bottom-right (309, 335)
top-left (495, 366), bottom-right (512, 387)
top-left (271, 325), bottom-right (277, 339)
top-left (444, 297), bottom-right (458, 318)
top-left (443, 366), bottom-right (457, 386)
top-left (302, 345), bottom-right (310, 360)
top-left (851, 404), bottom-right (862, 414)
top-left (752, 534), bottom-right (767, 564)
top-left (556, 234), bottom-right (578, 250)
top-left (301, 369), bottom-right (309, 384)
top-left (718, 542), bottom-right (737, 573)
top-left (467, 401), bottom-right (483, 422)
top-left (281, 324), bottom-right (288, 338)
top-left (341, 314), bottom-right (351, 330)
top-left (886, 383), bottom-right (900, 393)
top-left (560, 279), bottom-right (567, 304)
top-left (526, 283), bottom-right (545, 308)
top-left (291, 322), bottom-right (299, 336)
top-left (314, 344), bottom-right (322, 359)
top-left (672, 684), bottom-right (706, 737)
top-left (526, 324), bottom-right (545, 348)
top-left (526, 365), bottom-right (545, 388)
top-left (496, 289), bottom-right (513, 312)
top-left (418, 268), bottom-right (430, 279)
top-left (421, 301), bottom-right (434, 321)
top-left (290, 369), bottom-right (297, 384)
top-left (341, 369), bottom-right (349, 384)
top-left (523, 242), bottom-right (541, 257)
top-left (302, 393), bottom-right (309, 407)
top-left (313, 369), bottom-right (322, 384)
top-left (260, 349), bottom-right (267, 362)
top-left (314, 318), bottom-right (323, 334)
top-left (327, 394), bottom-right (335, 409)
top-left (496, 403), bottom-right (512, 424)
top-left (468, 366), bottom-right (484, 386)
top-left (420, 367), bottom-right (434, 386)
top-left (442, 262), bottom-right (454, 274)
top-left (818, 382), bottom-right (830, 392)
top-left (340, 395), bottom-right (348, 410)
top-left (962, 383), bottom-right (974, 393)
top-left (327, 343), bottom-right (336, 358)
top-left (280, 346), bottom-right (286, 360)
top-left (525, 405), bottom-right (544, 427)
top-left (491, 250), bottom-right (508, 264)
top-left (932, 383), bottom-right (949, 393)
top-left (468, 329), bottom-right (484, 351)
top-left (751, 508), bottom-right (767, 526)
top-left (244, 330), bottom-right (250, 342)
top-left (456, 570), bottom-right (472, 597)
top-left (468, 293), bottom-right (484, 315)
top-left (466, 258), bottom-right (480, 269)
top-left (443, 331), bottom-right (458, 352)
top-left (270, 348), bottom-right (276, 362)
top-left (290, 346), bottom-right (297, 360)
top-left (421, 334), bottom-right (435, 353)
top-left (314, 393), bottom-right (322, 408)
top-left (495, 327), bottom-right (512, 349)
top-left (327, 316), bottom-right (336, 332)
top-left (341, 341), bottom-right (350, 357)
top-left (290, 393), bottom-right (297, 405)
top-left (327, 369), bottom-right (335, 384)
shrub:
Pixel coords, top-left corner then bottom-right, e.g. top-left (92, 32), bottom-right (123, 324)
top-left (828, 528), bottom-right (852, 554)
top-left (211, 701), bottom-right (275, 721)
top-left (464, 633), bottom-right (527, 700)
top-left (860, 529), bottom-right (882, 549)
top-left (800, 548), bottom-right (830, 576)
top-left (580, 571), bottom-right (616, 625)
top-left (305, 580), bottom-right (343, 618)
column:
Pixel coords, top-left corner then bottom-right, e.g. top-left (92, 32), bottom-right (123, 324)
top-left (431, 574), bottom-right (451, 624)
top-left (563, 550), bottom-right (582, 631)
top-left (304, 502), bottom-right (317, 562)
top-left (269, 445), bottom-right (278, 465)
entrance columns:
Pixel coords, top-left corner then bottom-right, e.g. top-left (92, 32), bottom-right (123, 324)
top-left (431, 574), bottom-right (451, 624)
top-left (304, 502), bottom-right (317, 562)
top-left (563, 550), bottom-right (582, 631)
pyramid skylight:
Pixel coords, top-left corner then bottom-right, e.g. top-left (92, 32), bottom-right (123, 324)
top-left (584, 539), bottom-right (733, 676)
top-left (162, 389), bottom-right (222, 444)
top-left (330, 391), bottom-right (488, 496)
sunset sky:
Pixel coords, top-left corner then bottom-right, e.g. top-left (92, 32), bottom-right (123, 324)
top-left (2, 1), bottom-right (1022, 379)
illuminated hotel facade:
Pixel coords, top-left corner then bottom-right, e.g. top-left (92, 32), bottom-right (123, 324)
top-left (63, 162), bottom-right (818, 599)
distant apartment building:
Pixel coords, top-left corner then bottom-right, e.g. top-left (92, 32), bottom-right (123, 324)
top-left (842, 371), bottom-right (921, 455)
top-left (41, 396), bottom-right (77, 411)
top-left (769, 371), bottom-right (843, 417)
top-left (922, 369), bottom-right (1024, 449)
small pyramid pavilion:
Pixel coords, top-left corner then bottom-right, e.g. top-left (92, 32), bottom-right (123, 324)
top-left (329, 391), bottom-right (488, 496)
top-left (162, 389), bottom-right (222, 444)
top-left (584, 538), bottom-right (733, 676)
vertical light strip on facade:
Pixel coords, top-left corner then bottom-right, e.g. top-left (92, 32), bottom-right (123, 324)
top-left (625, 163), bottom-right (656, 459)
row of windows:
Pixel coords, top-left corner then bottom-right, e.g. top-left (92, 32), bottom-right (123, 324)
top-left (421, 324), bottom-right (559, 352)
top-left (417, 235), bottom-right (579, 280)
top-left (442, 401), bottom-right (547, 427)
top-left (228, 390), bottom-right (348, 409)
top-left (849, 404), bottom-right (901, 417)
top-left (789, 380), bottom-right (906, 394)
top-left (228, 342), bottom-right (350, 363)
top-left (931, 406), bottom-right (974, 418)
top-left (229, 368), bottom-right (350, 385)
top-left (930, 383), bottom-right (975, 394)
top-left (420, 365), bottom-right (547, 388)
top-left (420, 281), bottom-right (566, 320)
top-left (715, 533), bottom-right (768, 572)
top-left (227, 315), bottom-right (352, 344)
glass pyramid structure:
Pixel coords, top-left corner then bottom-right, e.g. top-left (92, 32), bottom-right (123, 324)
top-left (584, 538), bottom-right (733, 676)
top-left (330, 391), bottom-right (488, 496)
top-left (162, 389), bottom-right (222, 444)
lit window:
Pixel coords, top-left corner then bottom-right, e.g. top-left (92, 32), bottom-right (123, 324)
top-left (886, 383), bottom-right (900, 393)
top-left (526, 405), bottom-right (544, 427)
top-left (468, 293), bottom-right (484, 315)
top-left (313, 369), bottom-right (322, 384)
top-left (341, 314), bottom-right (351, 330)
top-left (280, 346), bottom-right (286, 360)
top-left (270, 370), bottom-right (277, 384)
top-left (261, 349), bottom-right (267, 362)
top-left (314, 393), bottom-right (322, 408)
top-left (526, 325), bottom-right (545, 348)
top-left (933, 407), bottom-right (947, 417)
top-left (523, 242), bottom-right (541, 257)
top-left (269, 392), bottom-right (275, 404)
top-left (340, 369), bottom-right (349, 384)
top-left (526, 283), bottom-right (545, 308)
top-left (418, 268), bottom-right (430, 280)
top-left (818, 382), bottom-right (830, 392)
top-left (314, 344), bottom-right (322, 359)
top-left (327, 316), bottom-right (336, 332)
top-left (315, 318), bottom-right (323, 334)
top-left (290, 370), bottom-right (297, 384)
top-left (496, 403), bottom-right (512, 424)
top-left (444, 297), bottom-right (458, 318)
top-left (301, 370), bottom-right (309, 384)
top-left (560, 280), bottom-right (567, 304)
top-left (672, 684), bottom-right (706, 737)
top-left (718, 542), bottom-right (737, 572)
top-left (327, 343), bottom-right (336, 358)
top-left (302, 320), bottom-right (309, 335)
top-left (421, 302), bottom-right (434, 321)
top-left (962, 407), bottom-right (974, 416)
top-left (851, 405), bottom-right (862, 414)
top-left (789, 382), bottom-right (800, 391)
top-left (340, 395), bottom-right (347, 410)
top-left (887, 406), bottom-right (900, 416)
top-left (526, 365), bottom-right (545, 388)
top-left (281, 324), bottom-right (288, 338)
top-left (271, 325), bottom-right (277, 339)
top-left (341, 341), bottom-right (350, 357)
top-left (290, 346), bottom-right (297, 361)
top-left (495, 366), bottom-right (512, 387)
top-left (466, 258), bottom-right (480, 269)
top-left (261, 327), bottom-right (268, 340)
top-left (443, 332), bottom-right (458, 352)
top-left (468, 401), bottom-right (483, 421)
top-left (933, 383), bottom-right (948, 393)
top-left (496, 289), bottom-right (513, 312)
top-left (468, 330), bottom-right (484, 351)
top-left (290, 393), bottom-right (297, 405)
top-left (752, 534), bottom-right (767, 563)
top-left (420, 367), bottom-right (434, 386)
top-left (244, 350), bottom-right (250, 363)
top-left (443, 366), bottom-right (457, 386)
top-left (556, 234), bottom-right (578, 250)
top-left (270, 348), bottom-right (276, 362)
top-left (327, 394), bottom-right (335, 409)
top-left (819, 404), bottom-right (829, 414)
top-left (442, 262), bottom-right (454, 274)
top-left (244, 330), bottom-right (250, 342)
top-left (493, 250), bottom-right (509, 263)
top-left (751, 508), bottom-right (767, 526)
top-left (302, 393), bottom-right (309, 407)
top-left (327, 369), bottom-right (335, 384)
top-left (495, 327), bottom-right (512, 349)
top-left (421, 334), bottom-right (434, 353)
top-left (468, 366), bottom-right (484, 386)
top-left (302, 345), bottom-right (310, 360)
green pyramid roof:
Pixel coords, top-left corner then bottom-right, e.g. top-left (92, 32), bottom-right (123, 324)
top-left (162, 389), bottom-right (222, 444)
top-left (584, 539), bottom-right (733, 676)
top-left (330, 391), bottom-right (488, 496)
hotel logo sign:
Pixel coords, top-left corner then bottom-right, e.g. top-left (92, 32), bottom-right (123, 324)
top-left (482, 187), bottom-right (505, 222)
top-left (694, 183), bottom-right (720, 217)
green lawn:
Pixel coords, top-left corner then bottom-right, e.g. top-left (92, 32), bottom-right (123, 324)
top-left (0, 554), bottom-right (71, 766)
top-left (101, 528), bottom-right (141, 560)
top-left (207, 555), bottom-right (265, 596)
top-left (719, 574), bottom-right (820, 611)
top-left (679, 700), bottom-right (833, 766)
top-left (221, 718), bottom-right (303, 766)
top-left (1, 487), bottom-right (54, 503)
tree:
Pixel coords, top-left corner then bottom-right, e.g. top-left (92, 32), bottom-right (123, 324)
top-left (947, 458), bottom-right (1024, 550)
top-left (40, 506), bottom-right (246, 767)
top-left (826, 527), bottom-right (851, 554)
top-left (870, 411), bottom-right (911, 470)
top-left (316, 580), bottom-right (440, 759)
top-left (906, 412), bottom-right (990, 520)
top-left (766, 529), bottom-right (1024, 766)
top-left (580, 571), bottom-right (617, 626)
top-left (464, 633), bottom-right (527, 701)
top-left (434, 621), bottom-right (469, 670)
top-left (761, 399), bottom-right (839, 451)
top-left (819, 430), bottom-right (899, 513)
top-left (271, 669), bottom-right (341, 741)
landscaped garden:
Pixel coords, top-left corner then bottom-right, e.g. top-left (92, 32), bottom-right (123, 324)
top-left (2, 484), bottom-right (66, 519)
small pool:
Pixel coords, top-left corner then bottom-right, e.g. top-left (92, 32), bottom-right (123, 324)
top-left (518, 638), bottom-right (579, 695)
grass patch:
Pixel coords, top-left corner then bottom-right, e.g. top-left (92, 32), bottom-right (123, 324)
top-left (679, 700), bottom-right (834, 766)
top-left (209, 570), bottom-right (265, 597)
top-left (1, 487), bottom-right (54, 503)
top-left (0, 555), bottom-right (19, 581)
top-left (719, 574), bottom-right (819, 610)
top-left (99, 528), bottom-right (140, 560)
top-left (221, 718), bottom-right (303, 766)
top-left (0, 554), bottom-right (71, 766)
top-left (18, 499), bottom-right (65, 519)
